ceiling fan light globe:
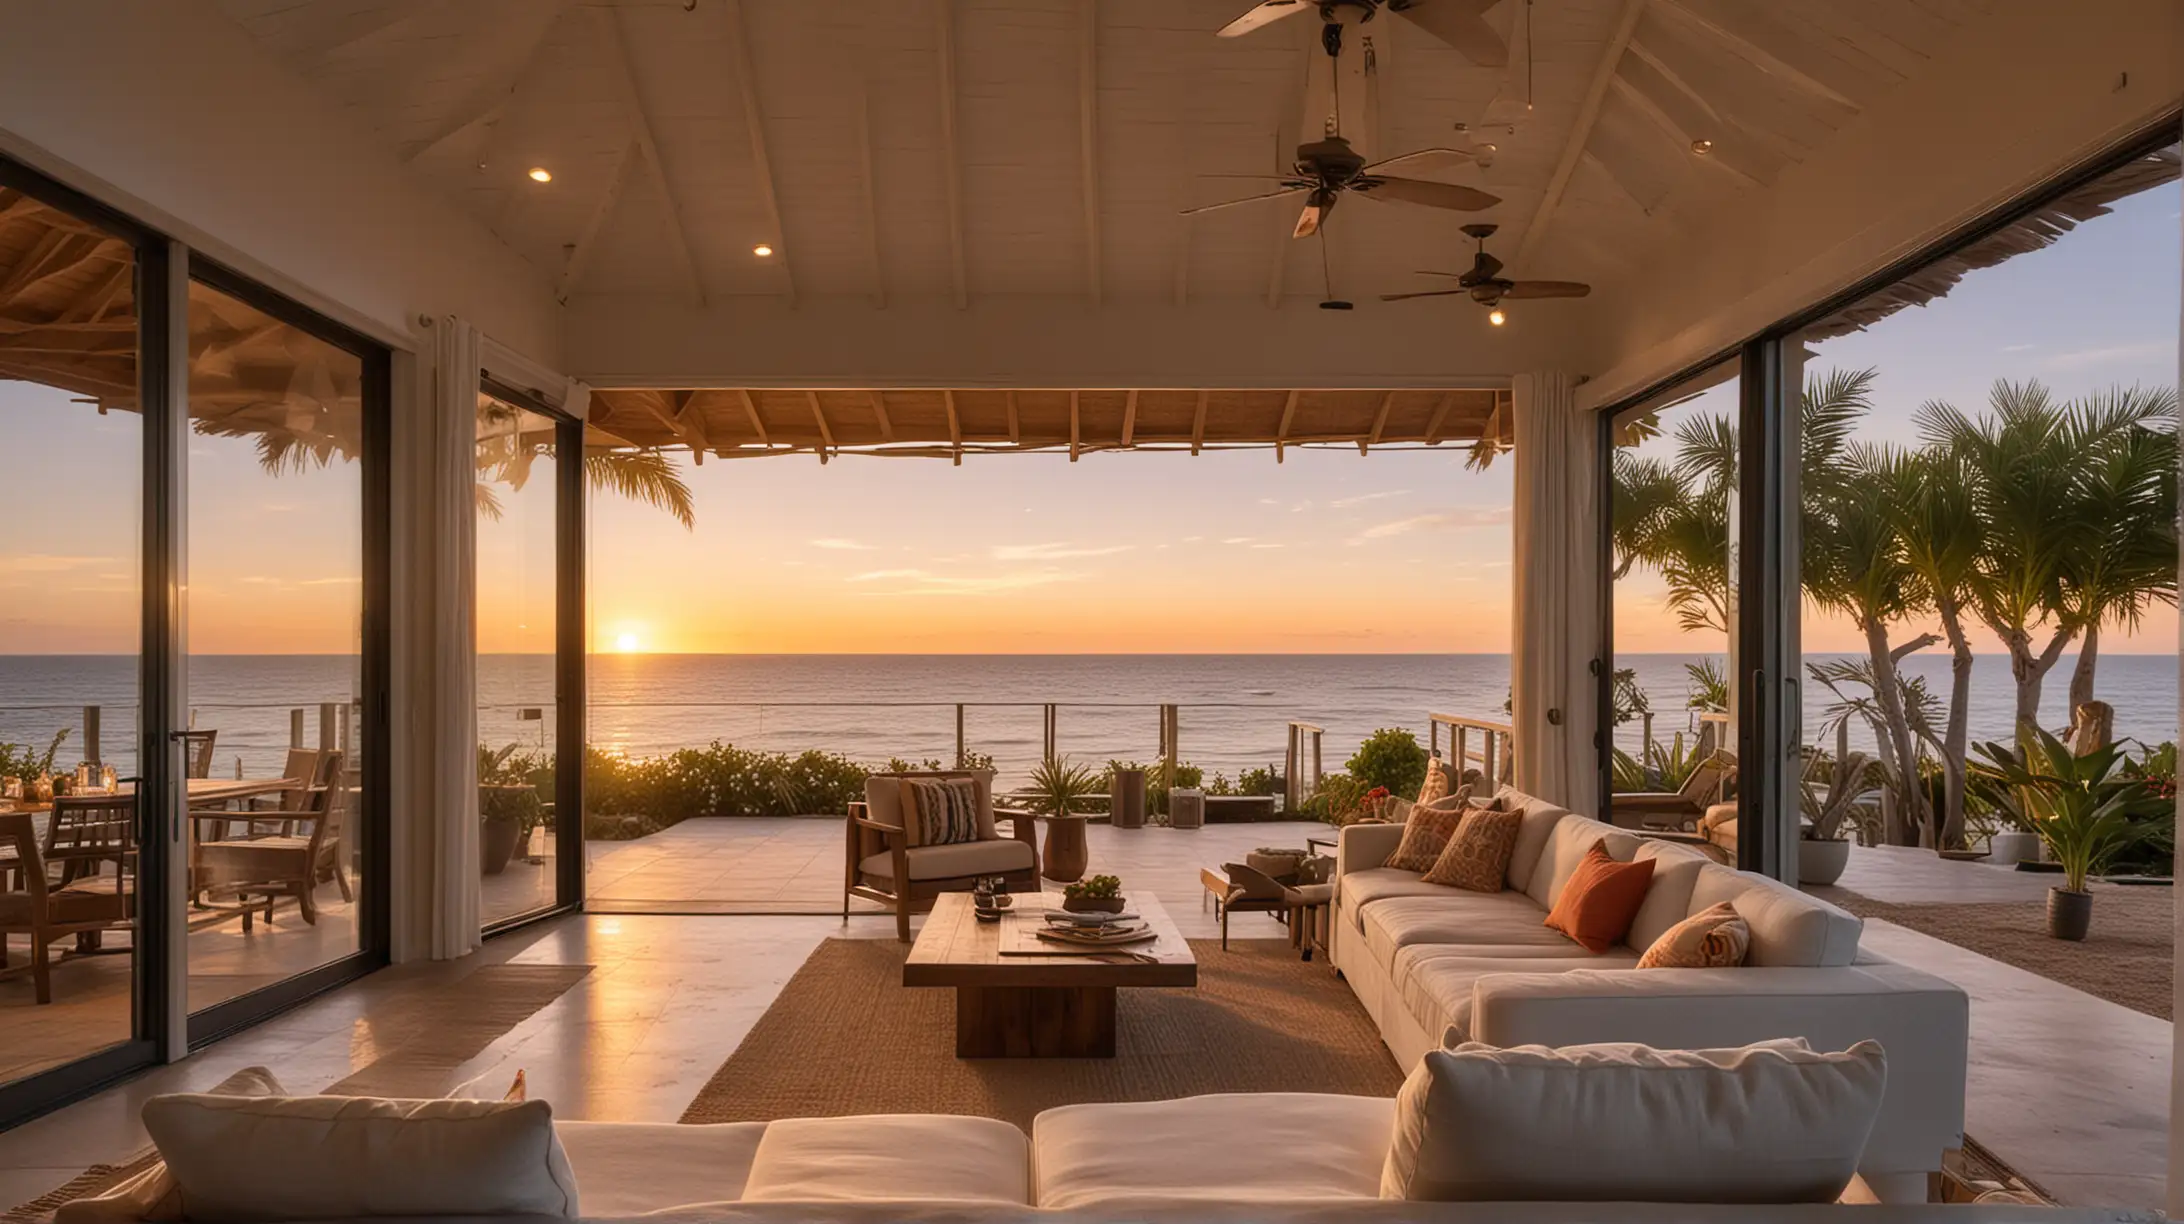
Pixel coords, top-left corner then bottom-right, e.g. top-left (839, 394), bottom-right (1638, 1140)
top-left (1487, 307), bottom-right (1506, 326)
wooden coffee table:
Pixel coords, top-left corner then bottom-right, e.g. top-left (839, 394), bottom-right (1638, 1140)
top-left (903, 890), bottom-right (1197, 1058)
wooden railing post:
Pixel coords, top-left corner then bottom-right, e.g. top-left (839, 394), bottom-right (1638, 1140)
top-left (290, 708), bottom-right (305, 749)
top-left (1455, 726), bottom-right (1468, 781)
top-left (320, 703), bottom-right (338, 752)
top-left (1284, 725), bottom-right (1299, 813)
top-left (955, 703), bottom-right (966, 766)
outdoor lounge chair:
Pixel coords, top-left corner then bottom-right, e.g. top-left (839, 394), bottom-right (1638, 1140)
top-left (844, 770), bottom-right (1039, 941)
top-left (1609, 750), bottom-right (1737, 831)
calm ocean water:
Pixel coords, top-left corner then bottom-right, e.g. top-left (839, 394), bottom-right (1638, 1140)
top-left (2, 653), bottom-right (2173, 787)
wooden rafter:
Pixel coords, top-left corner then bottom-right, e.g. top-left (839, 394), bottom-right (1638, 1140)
top-left (1423, 390), bottom-right (1454, 445)
top-left (1005, 390), bottom-right (1020, 444)
top-left (558, 139), bottom-right (637, 303)
top-left (943, 390), bottom-right (962, 461)
top-left (400, 1), bottom-right (566, 165)
top-left (736, 388), bottom-right (771, 446)
top-left (1191, 389), bottom-right (1208, 455)
top-left (1654, 0), bottom-right (1870, 110)
top-left (1513, 0), bottom-right (1647, 271)
top-left (857, 86), bottom-right (886, 308)
top-left (1076, 0), bottom-right (1102, 305)
top-left (806, 390), bottom-right (835, 454)
top-left (672, 389), bottom-right (709, 463)
top-left (1362, 390), bottom-right (1393, 454)
top-left (1069, 391), bottom-right (1081, 462)
top-left (869, 390), bottom-right (895, 441)
top-left (722, 0), bottom-right (796, 303)
top-left (1274, 389), bottom-right (1298, 463)
top-left (1609, 56), bottom-right (1773, 187)
top-left (934, 0), bottom-right (969, 309)
top-left (598, 6), bottom-right (705, 307)
top-left (1120, 389), bottom-right (1138, 446)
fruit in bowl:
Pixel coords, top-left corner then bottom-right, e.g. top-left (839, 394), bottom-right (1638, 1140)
top-left (1061, 873), bottom-right (1125, 914)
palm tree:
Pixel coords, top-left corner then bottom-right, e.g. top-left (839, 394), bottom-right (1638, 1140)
top-left (2055, 386), bottom-right (2178, 712)
top-left (1875, 446), bottom-right (1983, 848)
top-left (475, 397), bottom-right (696, 529)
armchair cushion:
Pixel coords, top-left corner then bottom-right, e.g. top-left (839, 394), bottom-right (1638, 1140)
top-left (863, 771), bottom-right (997, 843)
top-left (900, 777), bottom-right (981, 846)
top-left (859, 838), bottom-right (1033, 883)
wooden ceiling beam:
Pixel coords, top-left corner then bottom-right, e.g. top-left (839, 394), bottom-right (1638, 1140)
top-left (1512, 0), bottom-right (1647, 272)
top-left (943, 389), bottom-right (962, 460)
top-left (1362, 390), bottom-right (1393, 454)
top-left (722, 0), bottom-right (796, 304)
top-left (558, 138), bottom-right (637, 303)
top-left (672, 389), bottom-right (708, 464)
top-left (1068, 391), bottom-right (1081, 462)
top-left (1120, 389), bottom-right (1137, 446)
top-left (1423, 390), bottom-right (1455, 445)
top-left (934, 0), bottom-right (969, 309)
top-left (598, 6), bottom-right (705, 308)
top-left (1076, 0), bottom-right (1102, 305)
top-left (869, 390), bottom-right (895, 441)
top-left (806, 390), bottom-right (835, 456)
top-left (1274, 389), bottom-right (1298, 463)
top-left (1005, 390), bottom-right (1020, 444)
top-left (857, 86), bottom-right (886, 309)
top-left (1191, 390), bottom-right (1208, 455)
top-left (1655, 0), bottom-right (1874, 110)
top-left (1609, 57), bottom-right (1774, 187)
top-left (735, 388), bottom-right (771, 446)
top-left (400, 1), bottom-right (566, 165)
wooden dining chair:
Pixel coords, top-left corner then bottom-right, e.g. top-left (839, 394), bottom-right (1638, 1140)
top-left (195, 751), bottom-right (349, 929)
top-left (2, 805), bottom-right (137, 1003)
top-left (177, 730), bottom-right (218, 780)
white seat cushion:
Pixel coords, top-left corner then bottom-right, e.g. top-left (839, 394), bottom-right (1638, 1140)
top-left (740, 1114), bottom-right (1031, 1203)
top-left (556, 1121), bottom-right (766, 1214)
top-left (1395, 951), bottom-right (1640, 1047)
top-left (1339, 867), bottom-right (1467, 930)
top-left (1361, 892), bottom-right (1573, 970)
top-left (860, 837), bottom-right (1033, 882)
top-left (1383, 1040), bottom-right (1887, 1203)
top-left (139, 1094), bottom-right (578, 1222)
top-left (1034, 1093), bottom-right (1392, 1209)
top-left (1689, 864), bottom-right (1863, 967)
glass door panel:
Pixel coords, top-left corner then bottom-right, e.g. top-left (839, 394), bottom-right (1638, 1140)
top-left (0, 187), bottom-right (143, 1088)
top-left (183, 277), bottom-right (367, 1015)
top-left (477, 388), bottom-right (560, 926)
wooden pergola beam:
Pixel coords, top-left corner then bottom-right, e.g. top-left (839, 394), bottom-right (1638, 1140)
top-left (1077, 0), bottom-right (1102, 305)
top-left (1274, 389), bottom-right (1298, 463)
top-left (934, 0), bottom-right (969, 309)
top-left (558, 138), bottom-right (636, 303)
top-left (1423, 390), bottom-right (1454, 445)
top-left (1006, 391), bottom-right (1020, 444)
top-left (868, 390), bottom-right (895, 441)
top-left (671, 389), bottom-right (709, 463)
top-left (736, 388), bottom-right (771, 446)
top-left (943, 389), bottom-right (962, 463)
top-left (1362, 390), bottom-right (1393, 454)
top-left (805, 391), bottom-right (836, 457)
top-left (1191, 389), bottom-right (1208, 455)
top-left (1069, 391), bottom-right (1081, 462)
top-left (1120, 389), bottom-right (1137, 446)
top-left (598, 6), bottom-right (705, 307)
top-left (723, 0), bottom-right (796, 303)
top-left (1513, 0), bottom-right (1646, 271)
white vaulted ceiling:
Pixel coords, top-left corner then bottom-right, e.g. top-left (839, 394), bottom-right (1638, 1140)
top-left (211, 0), bottom-right (1992, 315)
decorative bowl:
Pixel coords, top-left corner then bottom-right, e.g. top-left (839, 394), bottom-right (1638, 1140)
top-left (1062, 894), bottom-right (1125, 914)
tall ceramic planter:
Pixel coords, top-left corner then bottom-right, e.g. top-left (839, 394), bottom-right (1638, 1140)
top-left (2047, 888), bottom-right (2092, 941)
top-left (1798, 837), bottom-right (1851, 886)
top-left (1109, 768), bottom-right (1147, 829)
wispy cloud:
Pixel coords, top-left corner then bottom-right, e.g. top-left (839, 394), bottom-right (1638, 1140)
top-left (1221, 536), bottom-right (1254, 545)
top-left (1352, 506), bottom-right (1512, 543)
top-left (810, 537), bottom-right (877, 551)
top-left (1998, 343), bottom-right (2036, 354)
top-left (990, 542), bottom-right (1133, 561)
top-left (848, 567), bottom-right (1087, 597)
top-left (2038, 341), bottom-right (2171, 372)
top-left (0, 555), bottom-right (114, 576)
top-left (1330, 489), bottom-right (1409, 509)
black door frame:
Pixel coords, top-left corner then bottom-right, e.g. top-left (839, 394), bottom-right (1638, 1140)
top-left (478, 376), bottom-right (586, 934)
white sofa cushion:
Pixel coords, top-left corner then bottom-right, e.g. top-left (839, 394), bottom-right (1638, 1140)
top-left (741, 1114), bottom-right (1031, 1203)
top-left (1688, 863), bottom-right (1862, 967)
top-left (1033, 1093), bottom-right (1393, 1209)
top-left (557, 1121), bottom-right (765, 1214)
top-left (1339, 867), bottom-right (1469, 930)
top-left (860, 836), bottom-right (1033, 882)
top-left (1522, 815), bottom-right (1641, 910)
top-left (1362, 892), bottom-right (1576, 969)
top-left (139, 1094), bottom-right (579, 1222)
top-left (1627, 841), bottom-right (1710, 952)
top-left (1496, 787), bottom-right (1570, 892)
top-left (1382, 1039), bottom-right (1887, 1204)
top-left (1397, 951), bottom-right (1640, 1045)
top-left (56, 1067), bottom-right (286, 1224)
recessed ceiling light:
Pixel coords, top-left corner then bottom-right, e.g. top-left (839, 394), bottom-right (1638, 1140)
top-left (1690, 139), bottom-right (1714, 156)
top-left (527, 167), bottom-right (553, 183)
top-left (753, 243), bottom-right (774, 258)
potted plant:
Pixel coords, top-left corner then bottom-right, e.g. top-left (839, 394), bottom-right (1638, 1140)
top-left (1973, 726), bottom-right (2158, 941)
top-left (1025, 756), bottom-right (1104, 883)
top-left (1062, 874), bottom-right (1125, 914)
top-left (1797, 732), bottom-right (1877, 886)
top-left (478, 743), bottom-right (545, 876)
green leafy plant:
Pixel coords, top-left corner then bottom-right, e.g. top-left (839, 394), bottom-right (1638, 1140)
top-left (1022, 756), bottom-right (1103, 819)
top-left (1683, 659), bottom-right (1729, 713)
top-left (1063, 873), bottom-right (1122, 900)
top-left (0, 728), bottom-right (69, 785)
top-left (1105, 757), bottom-right (1203, 815)
top-left (1345, 728), bottom-right (1428, 798)
top-left (584, 741), bottom-right (871, 829)
top-left (1305, 773), bottom-right (1372, 826)
top-left (1800, 741), bottom-right (1880, 843)
top-left (1973, 725), bottom-right (2162, 893)
top-left (1203, 772), bottom-right (1235, 796)
top-left (1237, 766), bottom-right (1283, 797)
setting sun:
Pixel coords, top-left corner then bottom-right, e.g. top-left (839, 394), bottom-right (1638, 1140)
top-left (614, 632), bottom-right (641, 653)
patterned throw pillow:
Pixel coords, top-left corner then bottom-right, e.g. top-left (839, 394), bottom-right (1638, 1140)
top-left (1637, 901), bottom-right (1751, 969)
top-left (1387, 803), bottom-right (1466, 874)
top-left (1420, 806), bottom-right (1523, 891)
top-left (1416, 784), bottom-right (1474, 814)
top-left (1416, 758), bottom-right (1452, 805)
top-left (900, 777), bottom-right (981, 846)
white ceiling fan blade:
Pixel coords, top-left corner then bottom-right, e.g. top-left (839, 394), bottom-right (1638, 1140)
top-left (1393, 0), bottom-right (1507, 66)
top-left (1179, 186), bottom-right (1310, 217)
top-left (1217, 0), bottom-right (1310, 38)
top-left (1502, 281), bottom-right (1592, 299)
top-left (1292, 202), bottom-right (1323, 239)
top-left (1360, 176), bottom-right (1501, 211)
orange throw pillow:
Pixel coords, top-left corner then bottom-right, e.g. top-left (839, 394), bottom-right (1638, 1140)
top-left (1542, 841), bottom-right (1657, 953)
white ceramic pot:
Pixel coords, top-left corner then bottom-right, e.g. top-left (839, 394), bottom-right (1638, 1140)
top-left (1987, 830), bottom-right (2040, 867)
top-left (1798, 836), bottom-right (1851, 886)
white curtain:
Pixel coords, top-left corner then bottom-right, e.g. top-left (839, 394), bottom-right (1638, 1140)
top-left (426, 316), bottom-right (483, 959)
top-left (1510, 371), bottom-right (1601, 815)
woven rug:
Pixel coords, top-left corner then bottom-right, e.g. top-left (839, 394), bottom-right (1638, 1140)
top-left (679, 938), bottom-right (1402, 1130)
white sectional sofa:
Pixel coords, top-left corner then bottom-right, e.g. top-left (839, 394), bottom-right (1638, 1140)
top-left (1331, 787), bottom-right (1971, 1203)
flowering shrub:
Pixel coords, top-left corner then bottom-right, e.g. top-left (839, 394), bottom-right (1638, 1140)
top-left (583, 742), bottom-right (872, 834)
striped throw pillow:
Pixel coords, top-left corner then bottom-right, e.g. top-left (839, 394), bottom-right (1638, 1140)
top-left (901, 777), bottom-right (981, 846)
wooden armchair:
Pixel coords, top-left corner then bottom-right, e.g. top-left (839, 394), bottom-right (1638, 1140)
top-left (178, 730), bottom-right (217, 779)
top-left (1610, 750), bottom-right (1737, 832)
top-left (1, 804), bottom-right (136, 1004)
top-left (844, 770), bottom-right (1039, 941)
top-left (195, 751), bottom-right (351, 930)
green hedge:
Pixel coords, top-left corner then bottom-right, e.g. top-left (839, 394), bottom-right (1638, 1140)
top-left (583, 742), bottom-right (870, 838)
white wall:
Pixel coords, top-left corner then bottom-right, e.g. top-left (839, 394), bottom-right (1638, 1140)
top-left (1581, 0), bottom-right (2182, 410)
top-left (0, 0), bottom-right (559, 358)
top-left (563, 294), bottom-right (1589, 389)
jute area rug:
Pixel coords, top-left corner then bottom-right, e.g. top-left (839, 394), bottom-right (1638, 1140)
top-left (679, 938), bottom-right (1402, 1130)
